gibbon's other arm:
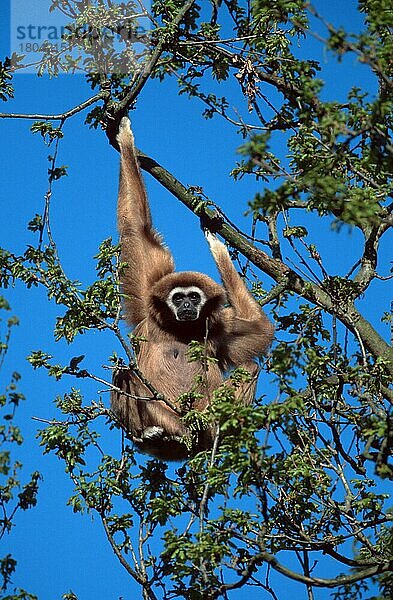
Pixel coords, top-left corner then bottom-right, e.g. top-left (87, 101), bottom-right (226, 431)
top-left (205, 231), bottom-right (274, 365)
top-left (116, 117), bottom-right (174, 326)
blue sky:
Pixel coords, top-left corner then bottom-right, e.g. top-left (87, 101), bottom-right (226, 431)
top-left (0, 1), bottom-right (391, 599)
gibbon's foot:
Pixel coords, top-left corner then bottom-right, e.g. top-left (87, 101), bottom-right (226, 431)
top-left (133, 428), bottom-right (191, 461)
top-left (142, 426), bottom-right (165, 440)
top-left (130, 429), bottom-right (166, 444)
top-left (142, 426), bottom-right (185, 443)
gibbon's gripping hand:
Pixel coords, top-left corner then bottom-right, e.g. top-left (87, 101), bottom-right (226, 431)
top-left (105, 109), bottom-right (130, 149)
top-left (199, 207), bottom-right (224, 235)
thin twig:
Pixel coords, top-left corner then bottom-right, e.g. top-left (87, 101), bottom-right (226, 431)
top-left (0, 92), bottom-right (106, 120)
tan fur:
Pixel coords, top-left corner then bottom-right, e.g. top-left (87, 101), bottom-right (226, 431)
top-left (111, 117), bottom-right (274, 460)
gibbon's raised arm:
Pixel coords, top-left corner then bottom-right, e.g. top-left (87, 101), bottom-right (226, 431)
top-left (116, 118), bottom-right (174, 325)
top-left (205, 231), bottom-right (274, 365)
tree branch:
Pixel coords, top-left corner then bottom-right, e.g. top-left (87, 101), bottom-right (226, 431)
top-left (102, 515), bottom-right (158, 600)
top-left (105, 0), bottom-right (197, 146)
top-left (0, 92), bottom-right (106, 121)
top-left (220, 551), bottom-right (392, 593)
top-left (134, 151), bottom-right (393, 375)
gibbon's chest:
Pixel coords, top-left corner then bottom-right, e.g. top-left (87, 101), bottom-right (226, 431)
top-left (134, 321), bottom-right (223, 398)
top-left (138, 338), bottom-right (201, 376)
top-left (135, 319), bottom-right (218, 368)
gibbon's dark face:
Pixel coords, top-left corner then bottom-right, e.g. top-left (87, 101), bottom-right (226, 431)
top-left (166, 286), bottom-right (207, 321)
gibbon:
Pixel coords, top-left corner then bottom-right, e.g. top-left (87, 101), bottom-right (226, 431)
top-left (111, 117), bottom-right (274, 460)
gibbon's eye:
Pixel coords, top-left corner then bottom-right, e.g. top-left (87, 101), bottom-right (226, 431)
top-left (188, 292), bottom-right (201, 304)
top-left (172, 292), bottom-right (184, 305)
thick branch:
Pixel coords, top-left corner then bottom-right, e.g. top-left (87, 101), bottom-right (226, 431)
top-left (259, 552), bottom-right (392, 589)
top-left (122, 1), bottom-right (196, 108)
top-left (353, 220), bottom-right (391, 293)
top-left (218, 550), bottom-right (392, 594)
top-left (105, 0), bottom-right (197, 147)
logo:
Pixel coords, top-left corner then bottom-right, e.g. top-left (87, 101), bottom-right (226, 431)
top-left (10, 0), bottom-right (152, 75)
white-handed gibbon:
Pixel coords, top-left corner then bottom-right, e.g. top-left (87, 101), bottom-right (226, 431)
top-left (111, 117), bottom-right (274, 460)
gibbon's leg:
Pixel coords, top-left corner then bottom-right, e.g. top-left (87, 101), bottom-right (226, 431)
top-left (233, 360), bottom-right (259, 406)
top-left (116, 117), bottom-right (174, 325)
top-left (112, 369), bottom-right (190, 441)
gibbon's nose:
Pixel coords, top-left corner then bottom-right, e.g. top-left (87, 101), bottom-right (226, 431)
top-left (184, 301), bottom-right (190, 308)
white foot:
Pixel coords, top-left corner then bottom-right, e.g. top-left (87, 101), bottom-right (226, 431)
top-left (142, 426), bottom-right (165, 440)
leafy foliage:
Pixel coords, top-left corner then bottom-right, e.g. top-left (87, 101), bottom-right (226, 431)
top-left (1, 1), bottom-right (392, 599)
top-left (0, 298), bottom-right (40, 599)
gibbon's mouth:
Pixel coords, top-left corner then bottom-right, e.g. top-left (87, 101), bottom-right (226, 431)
top-left (177, 310), bottom-right (199, 321)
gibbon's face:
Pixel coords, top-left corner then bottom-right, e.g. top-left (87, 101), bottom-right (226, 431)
top-left (166, 286), bottom-right (207, 321)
